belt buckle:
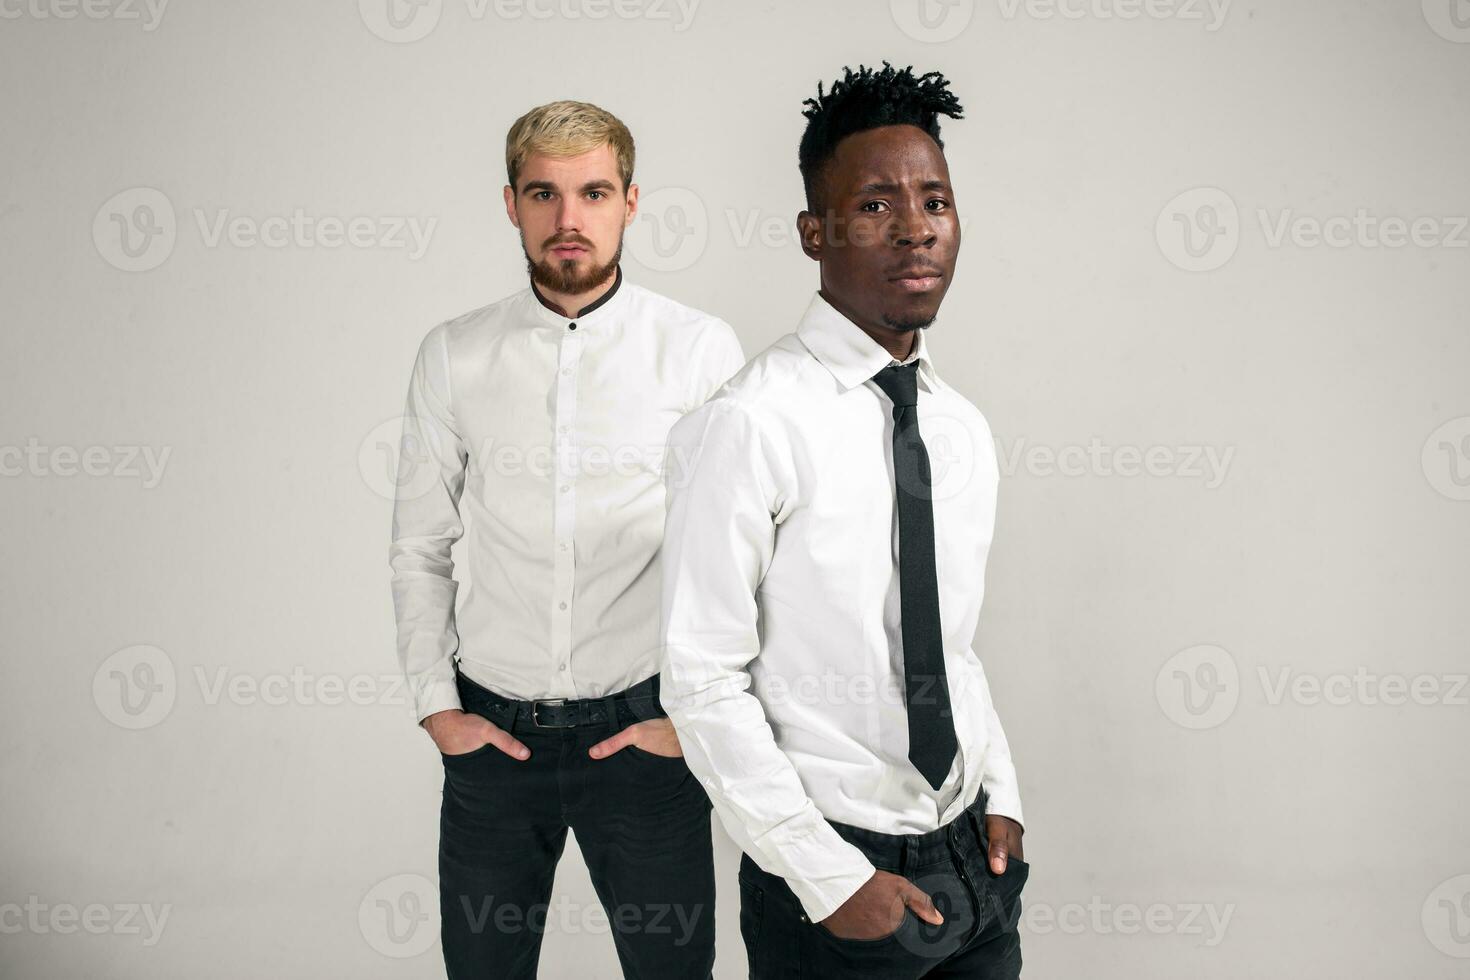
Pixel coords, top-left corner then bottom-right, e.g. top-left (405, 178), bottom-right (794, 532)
top-left (531, 698), bottom-right (574, 729)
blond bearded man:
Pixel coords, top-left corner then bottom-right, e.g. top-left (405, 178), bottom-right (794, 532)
top-left (389, 101), bottom-right (743, 979)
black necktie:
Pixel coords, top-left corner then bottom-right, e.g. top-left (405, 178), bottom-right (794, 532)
top-left (870, 360), bottom-right (958, 791)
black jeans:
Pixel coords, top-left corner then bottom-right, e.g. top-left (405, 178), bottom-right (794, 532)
top-left (439, 671), bottom-right (715, 979)
top-left (738, 793), bottom-right (1027, 979)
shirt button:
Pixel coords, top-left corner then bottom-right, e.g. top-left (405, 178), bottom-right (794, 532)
top-left (568, 322), bottom-right (577, 331)
top-left (561, 368), bottom-right (571, 376)
top-left (559, 485), bottom-right (569, 493)
top-left (559, 542), bottom-right (569, 551)
top-left (558, 601), bottom-right (567, 610)
top-left (559, 664), bottom-right (567, 671)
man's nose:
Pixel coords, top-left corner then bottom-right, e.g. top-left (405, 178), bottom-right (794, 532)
top-left (555, 200), bottom-right (583, 233)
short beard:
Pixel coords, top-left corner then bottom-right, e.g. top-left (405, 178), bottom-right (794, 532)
top-left (525, 238), bottom-right (622, 296)
top-left (882, 312), bottom-right (936, 333)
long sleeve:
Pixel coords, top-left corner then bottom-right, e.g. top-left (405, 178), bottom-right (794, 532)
top-left (708, 319), bottom-right (746, 397)
top-left (388, 324), bottom-right (469, 723)
top-left (659, 399), bottom-right (876, 922)
top-left (972, 658), bottom-right (1025, 827)
top-left (690, 317), bottom-right (746, 406)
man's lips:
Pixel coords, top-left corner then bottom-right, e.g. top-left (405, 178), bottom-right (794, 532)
top-left (548, 243), bottom-right (589, 258)
top-left (889, 268), bottom-right (944, 292)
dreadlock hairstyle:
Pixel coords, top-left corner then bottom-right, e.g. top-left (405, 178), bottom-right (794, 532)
top-left (798, 62), bottom-right (965, 210)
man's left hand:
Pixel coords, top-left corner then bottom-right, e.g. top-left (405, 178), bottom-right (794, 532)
top-left (588, 718), bottom-right (684, 759)
top-left (985, 814), bottom-right (1024, 874)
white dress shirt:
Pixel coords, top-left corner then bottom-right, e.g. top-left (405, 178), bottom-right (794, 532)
top-left (659, 291), bottom-right (1023, 922)
top-left (390, 272), bottom-right (745, 721)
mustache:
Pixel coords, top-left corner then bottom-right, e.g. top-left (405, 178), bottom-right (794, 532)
top-left (542, 234), bottom-right (595, 251)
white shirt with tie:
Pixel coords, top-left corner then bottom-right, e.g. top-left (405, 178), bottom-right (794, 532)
top-left (390, 272), bottom-right (745, 720)
top-left (659, 291), bottom-right (1024, 922)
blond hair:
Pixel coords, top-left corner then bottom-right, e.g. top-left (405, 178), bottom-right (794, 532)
top-left (505, 101), bottom-right (636, 191)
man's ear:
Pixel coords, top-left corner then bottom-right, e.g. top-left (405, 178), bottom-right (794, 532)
top-left (624, 183), bottom-right (639, 228)
top-left (503, 184), bottom-right (519, 229)
top-left (797, 210), bottom-right (823, 261)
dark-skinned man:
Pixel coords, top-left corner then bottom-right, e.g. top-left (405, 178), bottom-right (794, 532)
top-left (660, 65), bottom-right (1028, 978)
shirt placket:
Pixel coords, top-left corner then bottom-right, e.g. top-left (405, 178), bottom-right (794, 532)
top-left (551, 324), bottom-right (583, 698)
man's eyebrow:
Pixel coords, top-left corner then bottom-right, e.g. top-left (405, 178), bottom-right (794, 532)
top-left (854, 179), bottom-right (952, 195)
top-left (521, 179), bottom-right (617, 195)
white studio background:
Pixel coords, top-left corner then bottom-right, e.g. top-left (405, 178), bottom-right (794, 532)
top-left (2, 1), bottom-right (1468, 977)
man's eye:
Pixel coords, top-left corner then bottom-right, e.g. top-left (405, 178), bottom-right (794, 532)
top-left (926, 199), bottom-right (949, 211)
top-left (861, 201), bottom-right (888, 213)
top-left (534, 191), bottom-right (553, 201)
top-left (587, 191), bottom-right (604, 201)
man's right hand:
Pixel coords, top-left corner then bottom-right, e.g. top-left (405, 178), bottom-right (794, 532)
top-left (818, 870), bottom-right (942, 940)
top-left (421, 709), bottom-right (530, 760)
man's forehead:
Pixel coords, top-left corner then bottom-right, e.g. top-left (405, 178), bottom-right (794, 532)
top-left (829, 128), bottom-right (949, 180)
top-left (518, 145), bottom-right (619, 182)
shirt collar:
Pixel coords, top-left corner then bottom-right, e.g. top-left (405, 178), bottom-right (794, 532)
top-left (528, 265), bottom-right (627, 328)
top-left (795, 291), bottom-right (941, 393)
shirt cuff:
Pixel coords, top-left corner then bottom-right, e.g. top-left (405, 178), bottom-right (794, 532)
top-left (412, 675), bottom-right (463, 724)
top-left (983, 782), bottom-right (1025, 830)
top-left (773, 834), bottom-right (878, 923)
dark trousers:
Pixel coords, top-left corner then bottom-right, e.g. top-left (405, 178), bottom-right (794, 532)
top-left (738, 792), bottom-right (1027, 979)
top-left (439, 671), bottom-right (716, 979)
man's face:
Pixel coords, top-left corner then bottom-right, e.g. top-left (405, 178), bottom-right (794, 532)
top-left (504, 143), bottom-right (636, 295)
top-left (799, 124), bottom-right (960, 335)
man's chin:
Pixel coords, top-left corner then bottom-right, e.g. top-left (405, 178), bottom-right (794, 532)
top-left (529, 253), bottom-right (616, 295)
top-left (882, 301), bottom-right (941, 333)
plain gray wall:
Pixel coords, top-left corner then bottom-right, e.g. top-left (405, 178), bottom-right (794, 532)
top-left (2, 0), bottom-right (1468, 976)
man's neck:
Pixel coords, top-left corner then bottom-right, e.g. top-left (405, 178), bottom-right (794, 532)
top-left (532, 266), bottom-right (621, 319)
top-left (820, 288), bottom-right (916, 363)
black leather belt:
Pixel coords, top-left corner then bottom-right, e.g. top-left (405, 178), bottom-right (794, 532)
top-left (455, 668), bottom-right (665, 734)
